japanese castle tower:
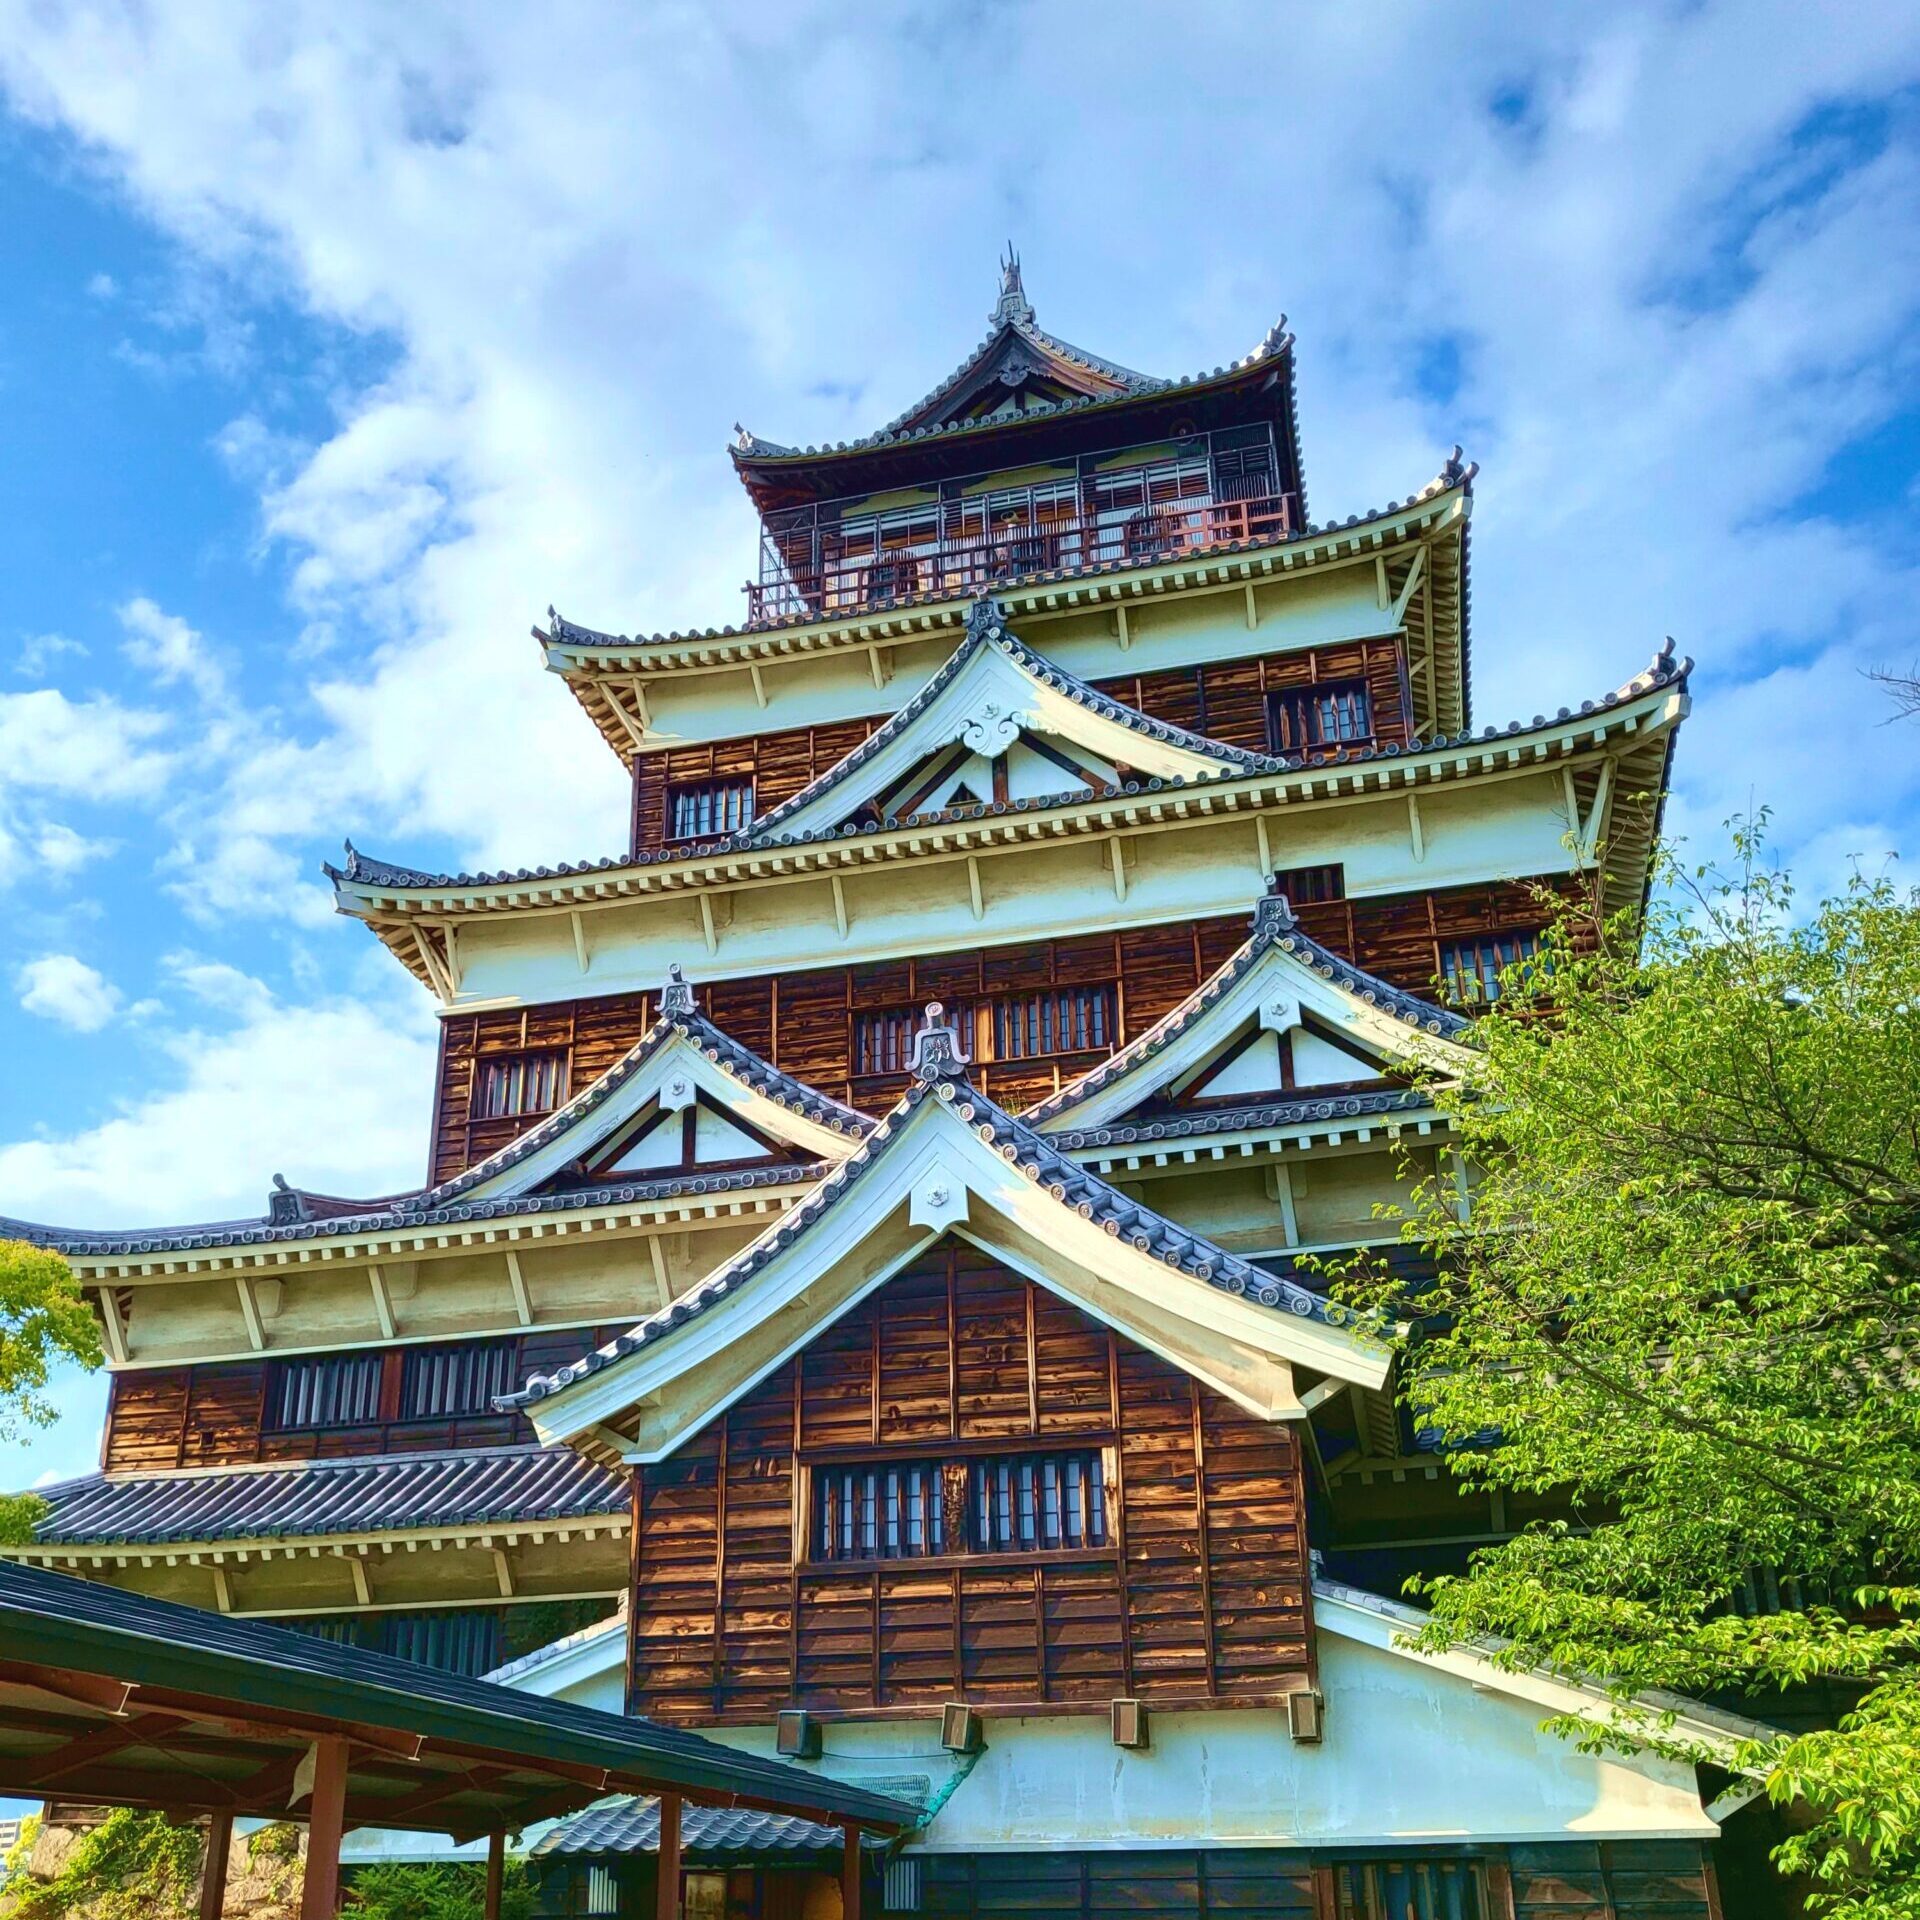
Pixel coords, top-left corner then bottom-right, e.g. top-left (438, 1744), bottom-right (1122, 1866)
top-left (6, 262), bottom-right (1751, 1919)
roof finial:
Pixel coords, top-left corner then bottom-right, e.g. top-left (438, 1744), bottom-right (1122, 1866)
top-left (908, 1001), bottom-right (972, 1083)
top-left (993, 244), bottom-right (1034, 326)
top-left (965, 594), bottom-right (1009, 644)
top-left (659, 963), bottom-right (698, 1019)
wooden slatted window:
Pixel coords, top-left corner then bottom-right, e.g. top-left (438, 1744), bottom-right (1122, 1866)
top-left (1336, 1859), bottom-right (1484, 1919)
top-left (853, 1006), bottom-right (944, 1077)
top-left (1438, 931), bottom-right (1542, 1005)
top-left (813, 1461), bottom-right (949, 1562)
top-left (1267, 678), bottom-right (1373, 752)
top-left (474, 1049), bottom-right (569, 1119)
top-left (668, 775), bottom-right (754, 840)
top-left (972, 1450), bottom-right (1107, 1552)
top-left (264, 1352), bottom-right (384, 1431)
top-left (991, 985), bottom-right (1112, 1061)
top-left (1271, 862), bottom-right (1346, 905)
top-left (400, 1339), bottom-right (522, 1420)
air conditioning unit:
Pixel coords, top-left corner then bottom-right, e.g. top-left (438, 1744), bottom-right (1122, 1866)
top-left (940, 1703), bottom-right (984, 1754)
top-left (1111, 1698), bottom-right (1149, 1749)
top-left (1286, 1688), bottom-right (1325, 1745)
top-left (776, 1709), bottom-right (822, 1759)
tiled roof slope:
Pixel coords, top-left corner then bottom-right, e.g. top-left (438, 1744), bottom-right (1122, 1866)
top-left (29, 1447), bottom-right (623, 1548)
top-left (535, 1797), bottom-right (899, 1861)
top-left (503, 1010), bottom-right (1350, 1416)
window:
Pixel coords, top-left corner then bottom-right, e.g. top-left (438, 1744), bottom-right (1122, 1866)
top-left (264, 1351), bottom-right (384, 1431)
top-left (1267, 679), bottom-right (1373, 753)
top-left (854, 986), bottom-right (1110, 1078)
top-left (474, 1050), bottom-right (569, 1119)
top-left (1335, 1860), bottom-right (1483, 1920)
top-left (1439, 931), bottom-right (1542, 1005)
top-left (991, 985), bottom-right (1111, 1060)
top-left (668, 776), bottom-right (754, 841)
top-left (811, 1449), bottom-right (1109, 1563)
top-left (400, 1339), bottom-right (521, 1420)
top-left (1271, 863), bottom-right (1345, 906)
top-left (285, 1608), bottom-right (504, 1676)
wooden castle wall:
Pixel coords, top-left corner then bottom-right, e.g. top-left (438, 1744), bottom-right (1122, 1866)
top-left (625, 1241), bottom-right (1315, 1724)
top-left (430, 875), bottom-right (1563, 1183)
top-left (628, 637), bottom-right (1414, 856)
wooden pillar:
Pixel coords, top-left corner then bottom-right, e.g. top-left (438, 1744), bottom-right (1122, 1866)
top-left (840, 1823), bottom-right (862, 1920)
top-left (654, 1793), bottom-right (681, 1920)
top-left (483, 1830), bottom-right (505, 1920)
top-left (300, 1736), bottom-right (351, 1920)
top-left (200, 1810), bottom-right (234, 1920)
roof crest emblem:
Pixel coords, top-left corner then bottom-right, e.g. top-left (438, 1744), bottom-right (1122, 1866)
top-left (658, 962), bottom-right (698, 1018)
top-left (908, 1001), bottom-right (972, 1083)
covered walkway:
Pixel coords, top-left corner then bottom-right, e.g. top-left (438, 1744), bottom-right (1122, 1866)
top-left (0, 1561), bottom-right (912, 1920)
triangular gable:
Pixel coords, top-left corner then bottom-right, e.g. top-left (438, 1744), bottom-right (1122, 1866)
top-left (1026, 897), bottom-right (1475, 1138)
top-left (743, 596), bottom-right (1288, 846)
top-left (403, 969), bottom-right (869, 1214)
top-left (506, 1011), bottom-right (1390, 1462)
top-left (885, 256), bottom-right (1161, 435)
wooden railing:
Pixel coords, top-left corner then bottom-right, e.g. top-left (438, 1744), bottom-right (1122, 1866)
top-left (745, 486), bottom-right (1298, 624)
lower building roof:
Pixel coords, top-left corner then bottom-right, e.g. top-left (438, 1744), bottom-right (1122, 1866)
top-left (29, 1446), bottom-right (623, 1549)
top-left (534, 1795), bottom-right (905, 1864)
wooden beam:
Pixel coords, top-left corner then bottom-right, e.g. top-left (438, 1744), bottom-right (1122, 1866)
top-left (491, 1548), bottom-right (515, 1599)
top-left (503, 1250), bottom-right (533, 1328)
top-left (1244, 583), bottom-right (1258, 630)
top-left (234, 1277), bottom-right (265, 1353)
top-left (966, 856), bottom-right (984, 921)
top-left (1387, 544), bottom-right (1426, 626)
top-left (201, 1810), bottom-right (234, 1920)
top-left (346, 1554), bottom-right (372, 1608)
top-left (647, 1236), bottom-right (675, 1310)
top-left (95, 1286), bottom-right (129, 1365)
top-left (483, 1829), bottom-right (505, 1920)
top-left (841, 1823), bottom-right (863, 1920)
top-left (698, 894), bottom-right (718, 956)
top-left (377, 1762), bottom-right (511, 1824)
top-left (1108, 836), bottom-right (1127, 902)
top-left (35, 1711), bottom-right (187, 1783)
top-left (1406, 792), bottom-right (1425, 863)
top-left (298, 1736), bottom-right (350, 1920)
top-left (1578, 754), bottom-right (1615, 863)
top-left (366, 1265), bottom-right (396, 1341)
top-left (1114, 605), bottom-right (1130, 650)
top-left (0, 1661), bottom-right (134, 1715)
top-left (655, 1792), bottom-right (681, 1920)
top-left (830, 874), bottom-right (849, 940)
top-left (748, 664), bottom-right (768, 710)
top-left (570, 911), bottom-right (591, 975)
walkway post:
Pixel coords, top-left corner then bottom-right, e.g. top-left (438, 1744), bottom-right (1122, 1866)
top-left (199, 1810), bottom-right (233, 1920)
top-left (300, 1735), bottom-right (350, 1920)
top-left (655, 1792), bottom-right (681, 1920)
top-left (841, 1823), bottom-right (862, 1920)
top-left (483, 1830), bottom-right (505, 1920)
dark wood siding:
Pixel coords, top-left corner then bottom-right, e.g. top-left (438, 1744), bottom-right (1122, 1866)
top-left (627, 640), bottom-right (1414, 857)
top-left (430, 877), bottom-right (1571, 1183)
top-left (101, 1327), bottom-right (623, 1475)
top-left (626, 1242), bottom-right (1315, 1725)
top-left (1507, 1842), bottom-right (1722, 1919)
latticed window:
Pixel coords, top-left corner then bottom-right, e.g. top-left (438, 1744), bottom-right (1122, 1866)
top-left (1335, 1860), bottom-right (1484, 1919)
top-left (475, 1050), bottom-right (569, 1119)
top-left (265, 1352), bottom-right (384, 1431)
top-left (668, 776), bottom-right (754, 840)
top-left (1272, 862), bottom-right (1346, 905)
top-left (811, 1450), bottom-right (1109, 1562)
top-left (1267, 678), bottom-right (1373, 752)
top-left (854, 1006), bottom-right (946, 1077)
top-left (992, 985), bottom-right (1112, 1061)
top-left (1438, 931), bottom-right (1543, 1005)
top-left (972, 1450), bottom-right (1107, 1552)
top-left (400, 1339), bottom-right (521, 1420)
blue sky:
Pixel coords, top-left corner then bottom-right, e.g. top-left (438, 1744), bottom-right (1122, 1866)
top-left (1, 2), bottom-right (1918, 1511)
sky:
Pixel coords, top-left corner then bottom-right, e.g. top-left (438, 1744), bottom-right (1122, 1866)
top-left (0, 0), bottom-right (1918, 1505)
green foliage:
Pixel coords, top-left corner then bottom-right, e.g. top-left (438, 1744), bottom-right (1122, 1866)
top-left (6, 1810), bottom-right (201, 1920)
top-left (246, 1822), bottom-right (302, 1906)
top-left (0, 1240), bottom-right (102, 1440)
top-left (0, 1493), bottom-right (48, 1546)
top-left (3, 1816), bottom-right (41, 1884)
top-left (344, 1859), bottom-right (535, 1920)
top-left (1346, 830), bottom-right (1920, 1918)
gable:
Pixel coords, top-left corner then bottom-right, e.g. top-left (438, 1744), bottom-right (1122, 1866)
top-left (872, 729), bottom-right (1118, 825)
top-left (1029, 897), bottom-right (1474, 1137)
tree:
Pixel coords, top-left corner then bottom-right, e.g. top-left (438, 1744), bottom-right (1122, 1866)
top-left (1353, 838), bottom-right (1920, 1918)
top-left (0, 1239), bottom-right (102, 1542)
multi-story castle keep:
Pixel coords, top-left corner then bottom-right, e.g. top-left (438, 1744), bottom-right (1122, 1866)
top-left (5, 262), bottom-right (1753, 1920)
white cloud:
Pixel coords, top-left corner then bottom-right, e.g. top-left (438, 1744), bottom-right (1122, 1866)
top-left (117, 595), bottom-right (228, 704)
top-left (85, 269), bottom-right (115, 299)
top-left (13, 632), bottom-right (87, 679)
top-left (15, 955), bottom-right (122, 1032)
top-left (0, 968), bottom-right (437, 1226)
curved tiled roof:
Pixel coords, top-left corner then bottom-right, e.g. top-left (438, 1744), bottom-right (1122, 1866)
top-left (1051, 1086), bottom-right (1442, 1155)
top-left (336, 626), bottom-right (1684, 904)
top-left (30, 1447), bottom-right (623, 1548)
top-left (1026, 894), bottom-right (1473, 1130)
top-left (739, 594), bottom-right (1291, 843)
top-left (403, 966), bottom-right (871, 1214)
top-left (0, 1161), bottom-right (825, 1261)
top-left (535, 1796), bottom-right (900, 1862)
top-left (502, 1015), bottom-right (1346, 1415)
